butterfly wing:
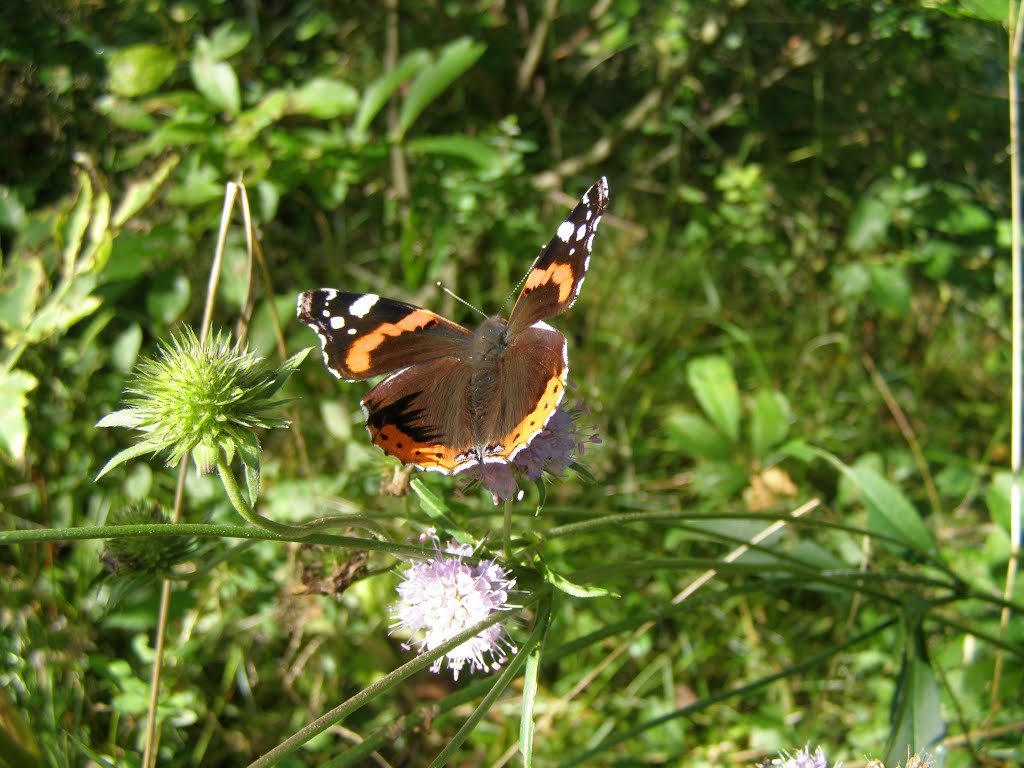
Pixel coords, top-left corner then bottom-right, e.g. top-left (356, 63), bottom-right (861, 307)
top-left (507, 177), bottom-right (609, 334)
top-left (360, 357), bottom-right (478, 474)
top-left (297, 290), bottom-right (472, 380)
top-left (476, 322), bottom-right (569, 464)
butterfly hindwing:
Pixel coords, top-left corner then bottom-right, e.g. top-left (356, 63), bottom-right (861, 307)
top-left (360, 357), bottom-right (477, 473)
top-left (507, 176), bottom-right (609, 333)
top-left (297, 290), bottom-right (471, 380)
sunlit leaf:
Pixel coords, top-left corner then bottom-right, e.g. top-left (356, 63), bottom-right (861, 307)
top-left (0, 369), bottom-right (37, 464)
top-left (396, 38), bottom-right (485, 139)
top-left (686, 355), bottom-right (740, 443)
top-left (107, 44), bottom-right (177, 97)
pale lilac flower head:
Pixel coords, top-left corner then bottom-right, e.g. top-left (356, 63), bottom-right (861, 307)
top-left (467, 399), bottom-right (602, 504)
top-left (390, 539), bottom-right (518, 680)
top-left (769, 746), bottom-right (836, 768)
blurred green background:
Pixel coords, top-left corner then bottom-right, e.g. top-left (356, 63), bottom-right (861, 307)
top-left (0, 1), bottom-right (1017, 766)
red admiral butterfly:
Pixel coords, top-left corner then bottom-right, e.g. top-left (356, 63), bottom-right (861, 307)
top-left (297, 177), bottom-right (608, 474)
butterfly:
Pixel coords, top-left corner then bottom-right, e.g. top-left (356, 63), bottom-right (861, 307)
top-left (297, 176), bottom-right (609, 474)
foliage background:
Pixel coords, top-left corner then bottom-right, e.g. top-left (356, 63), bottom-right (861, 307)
top-left (0, 1), bottom-right (1018, 766)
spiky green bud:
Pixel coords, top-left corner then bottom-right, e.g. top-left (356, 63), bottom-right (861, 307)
top-left (100, 503), bottom-right (195, 574)
top-left (95, 327), bottom-right (310, 478)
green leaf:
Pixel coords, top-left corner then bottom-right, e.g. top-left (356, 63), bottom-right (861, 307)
top-left (145, 274), bottom-right (190, 324)
top-left (110, 324), bottom-right (143, 374)
top-left (351, 50), bottom-right (431, 139)
top-left (867, 263), bottom-right (911, 318)
top-left (95, 440), bottom-right (160, 480)
top-left (28, 275), bottom-right (102, 342)
top-left (0, 369), bottom-right (37, 464)
top-left (886, 620), bottom-right (944, 765)
top-left (0, 260), bottom-right (45, 333)
top-left (396, 38), bottom-right (486, 139)
top-left (547, 567), bottom-right (616, 598)
top-left (202, 21), bottom-right (252, 61)
top-left (288, 77), bottom-right (359, 119)
top-left (190, 56), bottom-right (241, 115)
top-left (846, 184), bottom-right (892, 252)
top-left (111, 155), bottom-right (179, 230)
top-left (62, 168), bottom-right (93, 275)
top-left (268, 347), bottom-right (313, 395)
top-left (664, 408), bottom-right (732, 461)
top-left (686, 355), bottom-right (740, 444)
top-left (107, 44), bottom-right (177, 97)
top-left (818, 450), bottom-right (935, 554)
top-left (409, 478), bottom-right (450, 520)
top-left (95, 409), bottom-right (145, 429)
top-left (404, 135), bottom-right (505, 174)
top-left (749, 389), bottom-right (791, 459)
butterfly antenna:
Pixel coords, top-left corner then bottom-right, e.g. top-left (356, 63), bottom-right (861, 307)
top-left (436, 282), bottom-right (488, 319)
top-left (500, 253), bottom-right (539, 313)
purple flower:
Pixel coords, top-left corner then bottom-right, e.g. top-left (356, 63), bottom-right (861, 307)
top-left (390, 539), bottom-right (518, 680)
top-left (769, 746), bottom-right (834, 768)
top-left (467, 399), bottom-right (601, 504)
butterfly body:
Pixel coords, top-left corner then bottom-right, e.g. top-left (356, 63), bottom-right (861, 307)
top-left (298, 177), bottom-right (608, 474)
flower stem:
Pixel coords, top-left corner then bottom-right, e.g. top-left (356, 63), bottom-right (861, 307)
top-left (216, 453), bottom-right (303, 536)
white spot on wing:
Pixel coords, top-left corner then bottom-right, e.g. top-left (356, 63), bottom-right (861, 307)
top-left (556, 221), bottom-right (574, 242)
top-left (575, 224), bottom-right (587, 242)
top-left (330, 315), bottom-right (345, 329)
top-left (349, 294), bottom-right (379, 318)
top-left (347, 328), bottom-right (357, 335)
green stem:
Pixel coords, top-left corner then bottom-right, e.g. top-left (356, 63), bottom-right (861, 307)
top-left (0, 524), bottom-right (429, 559)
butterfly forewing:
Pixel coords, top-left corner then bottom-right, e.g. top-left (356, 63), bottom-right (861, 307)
top-left (297, 290), bottom-right (471, 380)
top-left (507, 176), bottom-right (609, 333)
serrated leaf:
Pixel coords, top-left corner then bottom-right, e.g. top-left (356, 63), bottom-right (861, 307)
top-left (288, 77), bottom-right (359, 119)
top-left (190, 56), bottom-right (241, 115)
top-left (351, 50), bottom-right (431, 139)
top-left (396, 38), bottom-right (485, 139)
top-left (107, 44), bottom-right (177, 97)
top-left (0, 370), bottom-right (37, 464)
top-left (686, 355), bottom-right (740, 444)
top-left (749, 389), bottom-right (791, 459)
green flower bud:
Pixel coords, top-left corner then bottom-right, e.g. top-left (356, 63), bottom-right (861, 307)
top-left (95, 328), bottom-right (310, 479)
top-left (101, 503), bottom-right (195, 574)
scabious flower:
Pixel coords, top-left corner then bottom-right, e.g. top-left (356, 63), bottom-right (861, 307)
top-left (467, 399), bottom-right (601, 504)
top-left (95, 328), bottom-right (309, 478)
top-left (769, 746), bottom-right (833, 768)
top-left (390, 538), bottom-right (518, 680)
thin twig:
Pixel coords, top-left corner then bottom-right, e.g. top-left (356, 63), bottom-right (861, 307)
top-left (991, 0), bottom-right (1024, 718)
top-left (142, 181), bottom-right (240, 767)
top-left (516, 0), bottom-right (559, 95)
top-left (860, 350), bottom-right (941, 515)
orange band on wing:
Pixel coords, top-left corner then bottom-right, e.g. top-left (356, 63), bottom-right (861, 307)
top-left (486, 369), bottom-right (566, 462)
top-left (346, 311), bottom-right (440, 375)
top-left (522, 263), bottom-right (575, 304)
top-left (366, 422), bottom-right (477, 474)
